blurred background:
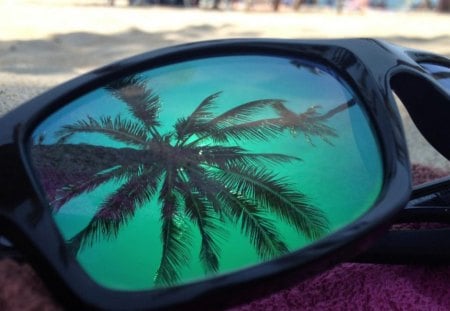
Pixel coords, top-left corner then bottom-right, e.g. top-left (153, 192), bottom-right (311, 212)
top-left (0, 0), bottom-right (449, 173)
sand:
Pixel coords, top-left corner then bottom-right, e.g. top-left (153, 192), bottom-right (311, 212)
top-left (0, 0), bottom-right (449, 170)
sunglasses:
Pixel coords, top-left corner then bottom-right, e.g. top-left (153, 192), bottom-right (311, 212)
top-left (0, 38), bottom-right (449, 310)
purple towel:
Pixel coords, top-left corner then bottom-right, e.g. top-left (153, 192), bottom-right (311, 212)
top-left (0, 164), bottom-right (448, 310)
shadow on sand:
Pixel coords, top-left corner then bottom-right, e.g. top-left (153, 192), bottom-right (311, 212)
top-left (0, 24), bottom-right (261, 76)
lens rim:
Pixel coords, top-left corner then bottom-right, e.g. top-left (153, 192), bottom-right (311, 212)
top-left (0, 38), bottom-right (419, 310)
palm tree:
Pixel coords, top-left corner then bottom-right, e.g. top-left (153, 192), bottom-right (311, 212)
top-left (36, 75), bottom-right (337, 287)
top-left (271, 99), bottom-right (356, 145)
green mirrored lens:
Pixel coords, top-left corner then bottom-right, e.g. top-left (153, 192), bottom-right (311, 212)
top-left (30, 55), bottom-right (383, 291)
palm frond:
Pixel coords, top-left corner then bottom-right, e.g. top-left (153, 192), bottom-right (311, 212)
top-left (106, 75), bottom-right (161, 129)
top-left (154, 171), bottom-right (192, 286)
top-left (212, 165), bottom-right (329, 240)
top-left (55, 115), bottom-right (149, 147)
top-left (271, 102), bottom-right (298, 121)
top-left (32, 144), bottom-right (154, 211)
top-left (175, 92), bottom-right (221, 143)
top-left (296, 106), bottom-right (338, 145)
top-left (273, 103), bottom-right (338, 145)
top-left (180, 98), bottom-right (287, 146)
top-left (316, 99), bottom-right (356, 121)
top-left (211, 118), bottom-right (286, 143)
top-left (194, 146), bottom-right (301, 169)
top-left (185, 167), bottom-right (289, 260)
top-left (154, 214), bottom-right (192, 287)
top-left (158, 167), bottom-right (178, 217)
top-left (183, 166), bottom-right (225, 216)
top-left (210, 99), bottom-right (286, 127)
top-left (51, 164), bottom-right (131, 211)
top-left (219, 190), bottom-right (289, 260)
top-left (188, 118), bottom-right (285, 146)
top-left (180, 182), bottom-right (224, 274)
top-left (67, 166), bottom-right (162, 255)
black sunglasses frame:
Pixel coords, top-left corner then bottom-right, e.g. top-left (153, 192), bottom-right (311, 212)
top-left (0, 38), bottom-right (449, 310)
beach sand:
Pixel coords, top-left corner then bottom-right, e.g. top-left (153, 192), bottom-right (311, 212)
top-left (0, 0), bottom-right (449, 170)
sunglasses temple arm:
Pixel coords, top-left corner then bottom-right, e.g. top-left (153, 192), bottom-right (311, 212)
top-left (351, 225), bottom-right (450, 265)
top-left (351, 177), bottom-right (450, 264)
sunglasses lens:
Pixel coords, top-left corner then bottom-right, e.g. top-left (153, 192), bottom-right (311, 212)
top-left (29, 55), bottom-right (383, 290)
top-left (420, 62), bottom-right (450, 95)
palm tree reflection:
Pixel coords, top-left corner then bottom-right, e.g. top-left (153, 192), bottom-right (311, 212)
top-left (33, 75), bottom-right (353, 287)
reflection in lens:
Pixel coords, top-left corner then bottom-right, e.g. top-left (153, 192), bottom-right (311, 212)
top-left (30, 55), bottom-right (383, 291)
top-left (420, 62), bottom-right (450, 95)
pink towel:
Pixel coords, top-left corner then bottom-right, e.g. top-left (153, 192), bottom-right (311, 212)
top-left (0, 164), bottom-right (449, 310)
top-left (232, 263), bottom-right (450, 310)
